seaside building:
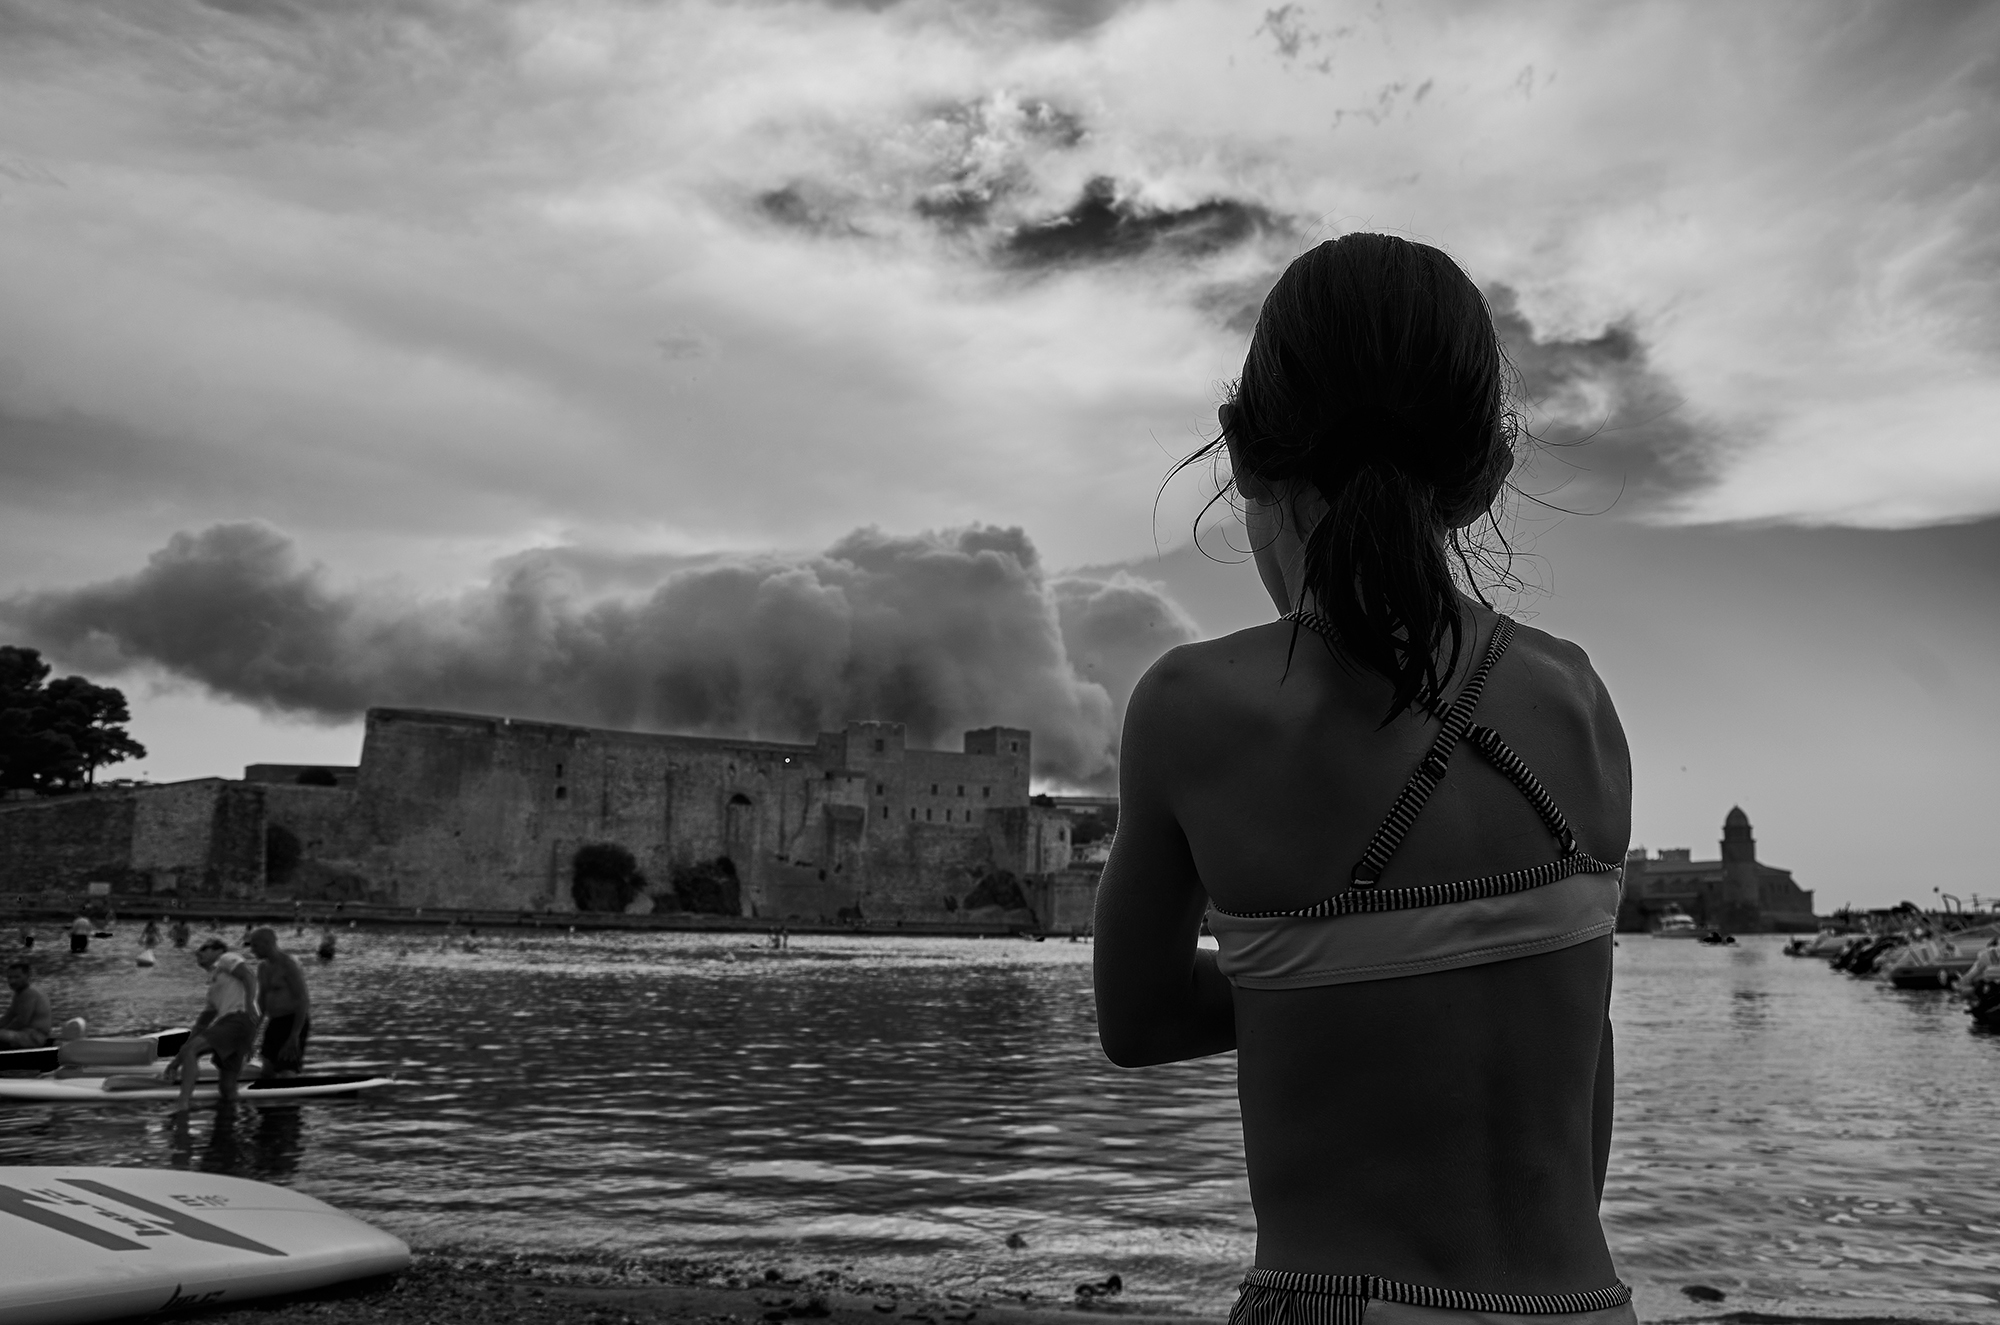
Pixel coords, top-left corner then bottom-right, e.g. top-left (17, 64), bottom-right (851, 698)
top-left (1618, 806), bottom-right (1817, 933)
top-left (0, 708), bottom-right (1098, 930)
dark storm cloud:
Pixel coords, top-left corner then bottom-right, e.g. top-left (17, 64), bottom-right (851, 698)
top-left (1, 522), bottom-right (1198, 787)
top-left (999, 176), bottom-right (1291, 269)
top-left (1489, 286), bottom-right (1714, 516)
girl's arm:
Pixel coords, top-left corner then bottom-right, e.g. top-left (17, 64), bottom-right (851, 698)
top-left (1093, 657), bottom-right (1235, 1068)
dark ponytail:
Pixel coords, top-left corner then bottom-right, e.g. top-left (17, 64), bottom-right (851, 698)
top-left (1197, 234), bottom-right (1515, 720)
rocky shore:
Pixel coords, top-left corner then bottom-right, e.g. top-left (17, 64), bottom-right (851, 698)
top-left (172, 1252), bottom-right (1210, 1325)
top-left (163, 1253), bottom-right (1962, 1325)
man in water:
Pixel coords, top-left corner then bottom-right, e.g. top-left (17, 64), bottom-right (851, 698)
top-left (69, 915), bottom-right (91, 954)
top-left (247, 927), bottom-right (311, 1077)
top-left (0, 961), bottom-right (52, 1048)
top-left (165, 939), bottom-right (261, 1113)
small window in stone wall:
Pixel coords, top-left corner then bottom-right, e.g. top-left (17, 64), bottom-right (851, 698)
top-left (874, 739), bottom-right (885, 752)
top-left (945, 810), bottom-right (951, 822)
top-left (1010, 742), bottom-right (1018, 753)
top-left (926, 808), bottom-right (932, 821)
top-left (931, 783), bottom-right (938, 794)
top-left (881, 805), bottom-right (889, 819)
top-left (982, 786), bottom-right (990, 798)
top-left (956, 785), bottom-right (964, 796)
top-left (556, 786), bottom-right (567, 800)
top-left (876, 783), bottom-right (885, 794)
top-left (556, 763), bottom-right (564, 777)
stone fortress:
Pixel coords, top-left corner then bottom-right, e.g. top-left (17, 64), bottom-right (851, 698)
top-left (0, 708), bottom-right (1098, 931)
top-left (1617, 806), bottom-right (1817, 933)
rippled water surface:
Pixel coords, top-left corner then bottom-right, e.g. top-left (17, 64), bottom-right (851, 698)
top-left (3, 928), bottom-right (1996, 1321)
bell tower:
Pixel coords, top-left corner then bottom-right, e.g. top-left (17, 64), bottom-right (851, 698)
top-left (1721, 806), bottom-right (1755, 864)
top-left (1718, 806), bottom-right (1764, 931)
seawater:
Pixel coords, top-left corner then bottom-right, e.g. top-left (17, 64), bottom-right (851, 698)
top-left (2, 929), bottom-right (1996, 1322)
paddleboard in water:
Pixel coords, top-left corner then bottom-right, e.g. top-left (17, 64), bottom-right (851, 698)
top-left (0, 1029), bottom-right (189, 1077)
top-left (0, 1165), bottom-right (409, 1325)
top-left (0, 1073), bottom-right (394, 1104)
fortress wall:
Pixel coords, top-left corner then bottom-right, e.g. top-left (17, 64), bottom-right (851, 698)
top-left (0, 780), bottom-right (266, 899)
top-left (319, 708), bottom-right (1066, 920)
top-left (203, 782), bottom-right (269, 898)
top-left (0, 791), bottom-right (137, 894)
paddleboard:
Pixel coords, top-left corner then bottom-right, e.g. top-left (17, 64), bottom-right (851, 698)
top-left (0, 1165), bottom-right (409, 1325)
top-left (0, 1073), bottom-right (395, 1104)
top-left (0, 1029), bottom-right (189, 1077)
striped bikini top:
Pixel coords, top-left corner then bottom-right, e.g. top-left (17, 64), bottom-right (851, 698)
top-left (1207, 614), bottom-right (1627, 989)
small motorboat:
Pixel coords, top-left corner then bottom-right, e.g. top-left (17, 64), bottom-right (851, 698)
top-left (1785, 929), bottom-right (1853, 957)
top-left (1698, 930), bottom-right (1737, 946)
top-left (1650, 908), bottom-right (1702, 938)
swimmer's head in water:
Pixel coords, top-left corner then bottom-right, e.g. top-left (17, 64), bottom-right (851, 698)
top-left (1199, 232), bottom-right (1516, 720)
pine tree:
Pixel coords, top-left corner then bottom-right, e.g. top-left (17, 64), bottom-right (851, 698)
top-left (0, 646), bottom-right (147, 792)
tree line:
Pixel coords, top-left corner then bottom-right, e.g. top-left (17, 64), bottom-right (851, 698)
top-left (0, 646), bottom-right (147, 794)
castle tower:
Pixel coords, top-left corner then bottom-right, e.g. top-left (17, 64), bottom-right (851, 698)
top-left (1718, 805), bottom-right (1764, 932)
top-left (1721, 805), bottom-right (1755, 864)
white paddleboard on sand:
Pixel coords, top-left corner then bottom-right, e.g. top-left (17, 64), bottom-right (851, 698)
top-left (0, 1165), bottom-right (409, 1325)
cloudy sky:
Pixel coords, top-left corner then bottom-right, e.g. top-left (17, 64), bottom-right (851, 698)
top-left (2, 0), bottom-right (1996, 910)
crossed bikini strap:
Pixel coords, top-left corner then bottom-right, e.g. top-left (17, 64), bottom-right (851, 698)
top-left (1345, 617), bottom-right (1516, 888)
top-left (1280, 611), bottom-right (1595, 893)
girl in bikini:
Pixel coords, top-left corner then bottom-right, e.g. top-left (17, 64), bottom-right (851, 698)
top-left (1094, 233), bottom-right (1635, 1325)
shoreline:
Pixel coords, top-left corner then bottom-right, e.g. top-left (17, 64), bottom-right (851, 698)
top-left (0, 899), bottom-right (1086, 940)
top-left (174, 1251), bottom-right (1215, 1325)
top-left (167, 1253), bottom-right (1970, 1325)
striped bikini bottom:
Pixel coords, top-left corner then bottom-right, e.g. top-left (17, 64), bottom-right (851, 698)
top-left (1230, 1270), bottom-right (1636, 1325)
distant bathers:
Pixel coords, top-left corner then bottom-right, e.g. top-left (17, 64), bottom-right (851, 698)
top-left (1207, 615), bottom-right (1627, 990)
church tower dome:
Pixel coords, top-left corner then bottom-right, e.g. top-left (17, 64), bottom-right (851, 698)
top-left (1721, 806), bottom-right (1756, 864)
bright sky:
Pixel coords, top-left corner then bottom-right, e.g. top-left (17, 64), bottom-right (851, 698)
top-left (2, 0), bottom-right (1997, 910)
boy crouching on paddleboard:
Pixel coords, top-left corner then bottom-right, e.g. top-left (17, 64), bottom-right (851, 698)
top-left (166, 939), bottom-right (261, 1113)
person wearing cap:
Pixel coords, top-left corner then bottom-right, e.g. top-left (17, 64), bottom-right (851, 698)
top-left (165, 939), bottom-right (262, 1113)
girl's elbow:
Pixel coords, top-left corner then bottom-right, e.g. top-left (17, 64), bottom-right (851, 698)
top-left (1096, 1016), bottom-right (1169, 1068)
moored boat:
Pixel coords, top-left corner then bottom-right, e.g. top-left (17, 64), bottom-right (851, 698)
top-left (1650, 908), bottom-right (1701, 938)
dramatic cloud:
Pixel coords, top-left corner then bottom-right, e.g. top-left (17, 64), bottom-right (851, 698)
top-left (6, 0), bottom-right (1998, 611)
top-left (0, 522), bottom-right (1199, 788)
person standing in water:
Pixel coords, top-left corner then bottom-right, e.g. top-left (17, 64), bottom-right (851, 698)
top-left (166, 939), bottom-right (261, 1113)
top-left (0, 961), bottom-right (52, 1048)
top-left (142, 917), bottom-right (161, 949)
top-left (69, 915), bottom-right (91, 954)
top-left (247, 927), bottom-right (311, 1077)
top-left (1095, 235), bottom-right (1634, 1325)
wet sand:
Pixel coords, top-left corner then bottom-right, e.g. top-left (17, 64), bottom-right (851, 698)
top-left (167, 1255), bottom-right (1955, 1325)
top-left (175, 1253), bottom-right (1211, 1325)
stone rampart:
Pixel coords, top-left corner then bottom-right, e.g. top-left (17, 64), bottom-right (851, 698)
top-left (0, 780), bottom-right (266, 899)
